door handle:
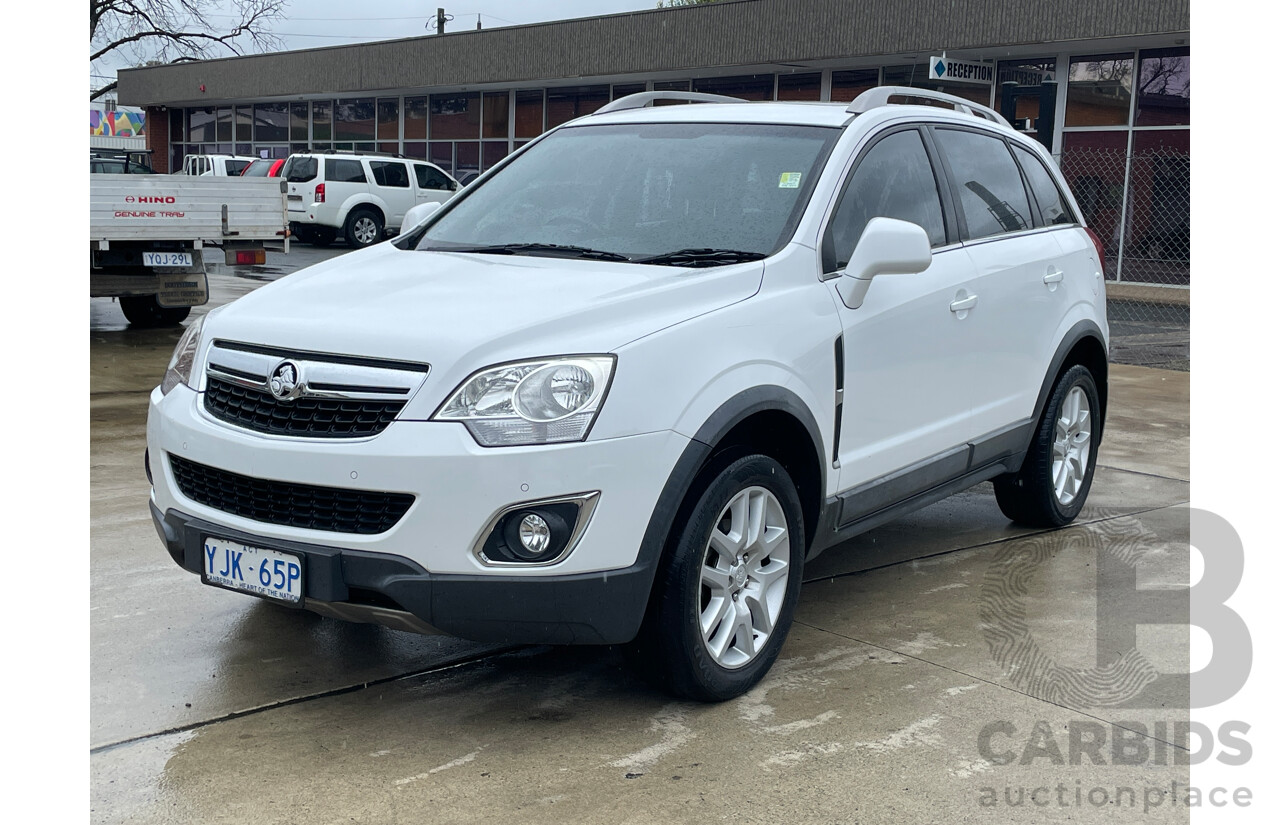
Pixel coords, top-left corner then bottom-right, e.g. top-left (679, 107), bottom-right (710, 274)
top-left (1043, 268), bottom-right (1064, 284)
top-left (949, 294), bottom-right (978, 313)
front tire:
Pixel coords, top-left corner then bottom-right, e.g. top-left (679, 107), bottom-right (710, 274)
top-left (994, 364), bottom-right (1101, 527)
top-left (344, 209), bottom-right (383, 248)
top-left (631, 454), bottom-right (805, 701)
top-left (119, 296), bottom-right (191, 328)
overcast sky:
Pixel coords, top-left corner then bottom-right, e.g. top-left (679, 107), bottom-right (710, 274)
top-left (91, 1), bottom-right (658, 87)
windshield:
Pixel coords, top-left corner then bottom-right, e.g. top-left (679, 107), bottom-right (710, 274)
top-left (243, 160), bottom-right (271, 177)
top-left (417, 122), bottom-right (838, 263)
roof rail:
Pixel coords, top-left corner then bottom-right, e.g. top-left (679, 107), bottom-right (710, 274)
top-left (594, 90), bottom-right (745, 115)
top-left (847, 86), bottom-right (1011, 128)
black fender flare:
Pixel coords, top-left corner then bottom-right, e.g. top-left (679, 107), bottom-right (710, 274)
top-left (631, 386), bottom-right (827, 587)
top-left (1031, 319), bottom-right (1109, 442)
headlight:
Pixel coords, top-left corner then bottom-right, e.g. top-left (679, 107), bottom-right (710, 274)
top-left (433, 356), bottom-right (615, 446)
top-left (161, 316), bottom-right (204, 396)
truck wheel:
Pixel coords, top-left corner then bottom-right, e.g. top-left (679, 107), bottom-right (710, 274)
top-left (120, 296), bottom-right (191, 328)
top-left (344, 209), bottom-right (383, 248)
top-left (630, 453), bottom-right (805, 701)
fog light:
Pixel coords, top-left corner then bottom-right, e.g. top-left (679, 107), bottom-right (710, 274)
top-left (517, 513), bottom-right (551, 555)
top-left (497, 506), bottom-right (573, 562)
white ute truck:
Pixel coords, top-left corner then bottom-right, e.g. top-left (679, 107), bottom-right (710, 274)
top-left (90, 175), bottom-right (290, 327)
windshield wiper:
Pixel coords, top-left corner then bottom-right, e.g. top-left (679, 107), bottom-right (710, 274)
top-left (430, 243), bottom-right (631, 262)
top-left (632, 248), bottom-right (767, 267)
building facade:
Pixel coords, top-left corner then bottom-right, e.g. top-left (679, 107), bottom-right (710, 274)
top-left (118, 0), bottom-right (1190, 286)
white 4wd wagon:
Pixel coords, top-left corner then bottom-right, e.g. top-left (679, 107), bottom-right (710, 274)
top-left (147, 89), bottom-right (1108, 700)
top-left (281, 152), bottom-right (460, 248)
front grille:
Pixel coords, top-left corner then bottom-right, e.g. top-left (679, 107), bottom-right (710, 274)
top-left (169, 454), bottom-right (414, 534)
top-left (204, 377), bottom-right (405, 438)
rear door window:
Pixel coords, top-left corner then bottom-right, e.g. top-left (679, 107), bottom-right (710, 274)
top-left (370, 161), bottom-right (410, 188)
top-left (225, 160), bottom-right (251, 176)
top-left (325, 158), bottom-right (366, 183)
top-left (932, 128), bottom-right (1034, 240)
top-left (1012, 144), bottom-right (1076, 226)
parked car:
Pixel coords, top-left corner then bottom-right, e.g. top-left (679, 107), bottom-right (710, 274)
top-left (240, 158), bottom-right (285, 178)
top-left (279, 151), bottom-right (460, 247)
top-left (179, 154), bottom-right (255, 177)
top-left (90, 149), bottom-right (155, 174)
top-left (147, 88), bottom-right (1109, 701)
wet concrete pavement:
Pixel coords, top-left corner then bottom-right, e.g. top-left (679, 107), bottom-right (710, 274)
top-left (90, 245), bottom-right (1192, 823)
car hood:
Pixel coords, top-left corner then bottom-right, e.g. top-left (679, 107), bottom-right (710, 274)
top-left (203, 242), bottom-right (763, 390)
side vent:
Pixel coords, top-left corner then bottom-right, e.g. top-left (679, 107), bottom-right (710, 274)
top-left (832, 335), bottom-right (844, 468)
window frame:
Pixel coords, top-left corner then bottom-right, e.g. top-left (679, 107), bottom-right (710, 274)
top-left (820, 124), bottom-right (958, 275)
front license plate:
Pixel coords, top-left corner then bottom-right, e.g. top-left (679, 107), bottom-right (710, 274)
top-left (202, 537), bottom-right (303, 604)
top-left (144, 251), bottom-right (194, 268)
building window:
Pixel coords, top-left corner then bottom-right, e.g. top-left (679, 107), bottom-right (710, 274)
top-left (482, 141), bottom-right (508, 171)
top-left (431, 92), bottom-right (481, 140)
top-left (254, 103), bottom-right (289, 142)
top-left (693, 74), bottom-right (773, 101)
top-left (169, 109), bottom-right (184, 142)
top-left (335, 98), bottom-right (375, 142)
top-left (216, 107), bottom-right (233, 142)
top-left (312, 101), bottom-right (332, 142)
top-left (404, 96), bottom-right (428, 140)
top-left (235, 106), bottom-right (253, 142)
top-left (515, 90), bottom-right (543, 138)
top-left (482, 92), bottom-right (509, 139)
top-left (777, 72), bottom-right (821, 101)
top-left (377, 98), bottom-right (399, 141)
top-left (1135, 48), bottom-right (1189, 127)
top-left (831, 69), bottom-right (878, 103)
top-left (429, 141), bottom-right (453, 174)
top-left (546, 85), bottom-right (609, 128)
top-left (189, 108), bottom-right (216, 143)
top-left (996, 59), bottom-right (1056, 124)
top-left (612, 83), bottom-right (645, 100)
top-left (1066, 54), bottom-right (1134, 127)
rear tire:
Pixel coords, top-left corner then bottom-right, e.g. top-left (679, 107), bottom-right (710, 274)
top-left (993, 364), bottom-right (1100, 527)
top-left (344, 209), bottom-right (383, 248)
top-left (120, 296), bottom-right (191, 328)
top-left (629, 453), bottom-right (805, 702)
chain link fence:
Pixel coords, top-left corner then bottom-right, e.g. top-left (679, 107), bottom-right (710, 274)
top-left (1057, 145), bottom-right (1190, 370)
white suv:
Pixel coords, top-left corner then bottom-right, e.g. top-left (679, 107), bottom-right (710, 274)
top-left (147, 89), bottom-right (1108, 701)
top-left (280, 152), bottom-right (460, 248)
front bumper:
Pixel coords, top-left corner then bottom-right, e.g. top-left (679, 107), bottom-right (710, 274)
top-left (151, 503), bottom-right (656, 644)
top-left (148, 384), bottom-right (687, 577)
top-left (147, 384), bottom-right (691, 642)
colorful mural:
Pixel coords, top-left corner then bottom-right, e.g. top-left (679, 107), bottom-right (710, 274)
top-left (91, 109), bottom-right (145, 137)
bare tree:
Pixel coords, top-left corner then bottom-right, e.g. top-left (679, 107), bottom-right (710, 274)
top-left (90, 1), bottom-right (287, 100)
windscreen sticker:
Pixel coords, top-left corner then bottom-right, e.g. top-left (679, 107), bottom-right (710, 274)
top-left (778, 172), bottom-right (802, 189)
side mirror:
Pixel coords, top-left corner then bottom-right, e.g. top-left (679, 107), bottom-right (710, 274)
top-left (836, 217), bottom-right (933, 310)
top-left (403, 202), bottom-right (442, 233)
top-left (449, 179), bottom-right (459, 191)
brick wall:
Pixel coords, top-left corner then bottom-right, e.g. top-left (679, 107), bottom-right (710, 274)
top-left (145, 107), bottom-right (169, 173)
